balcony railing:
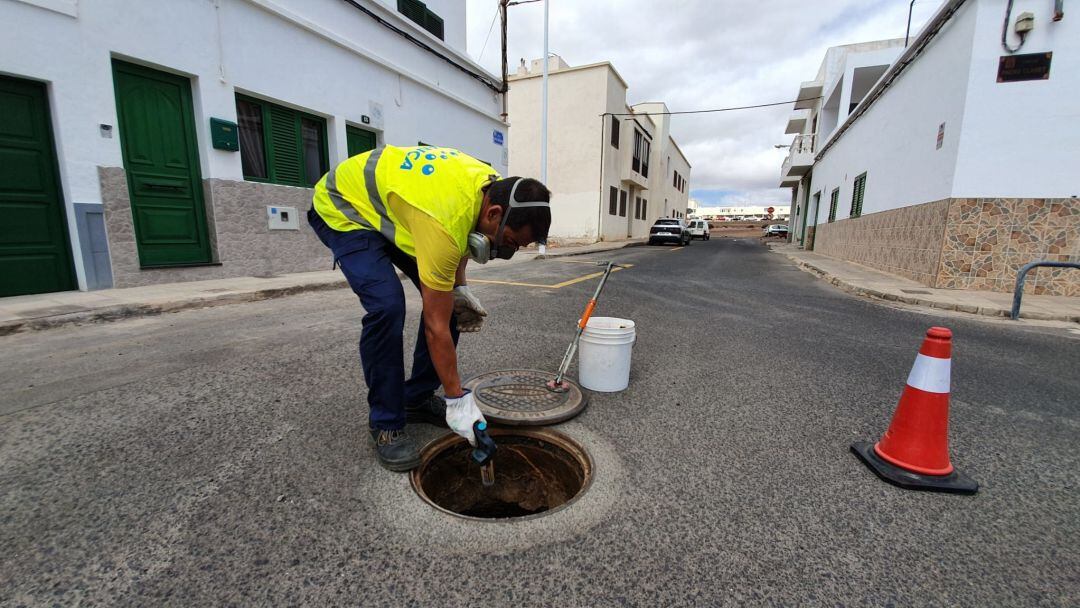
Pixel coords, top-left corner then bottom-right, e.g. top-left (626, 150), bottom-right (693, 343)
top-left (791, 133), bottom-right (815, 154)
top-left (778, 134), bottom-right (816, 186)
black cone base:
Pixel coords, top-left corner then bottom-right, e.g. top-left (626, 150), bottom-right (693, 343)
top-left (851, 441), bottom-right (979, 495)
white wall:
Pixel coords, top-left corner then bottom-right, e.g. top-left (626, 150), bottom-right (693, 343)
top-left (0, 0), bottom-right (505, 288)
top-left (807, 0), bottom-right (1078, 226)
top-left (952, 0), bottom-right (1080, 196)
top-left (508, 65), bottom-right (608, 241)
top-left (508, 62), bottom-right (691, 242)
top-left (598, 72), bottom-right (635, 241)
top-left (807, 1), bottom-right (978, 221)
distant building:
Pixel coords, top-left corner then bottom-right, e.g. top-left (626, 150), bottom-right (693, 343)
top-left (0, 0), bottom-right (506, 296)
top-left (696, 206), bottom-right (791, 220)
top-left (780, 0), bottom-right (1078, 295)
top-left (508, 56), bottom-right (691, 243)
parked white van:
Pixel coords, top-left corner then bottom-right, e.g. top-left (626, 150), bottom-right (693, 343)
top-left (687, 219), bottom-right (711, 241)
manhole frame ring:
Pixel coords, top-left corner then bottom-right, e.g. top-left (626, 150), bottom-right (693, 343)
top-left (409, 427), bottom-right (595, 523)
top-left (463, 369), bottom-right (590, 426)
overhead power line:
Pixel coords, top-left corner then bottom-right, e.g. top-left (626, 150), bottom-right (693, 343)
top-left (339, 0), bottom-right (502, 93)
top-left (602, 97), bottom-right (821, 117)
top-left (478, 5), bottom-right (500, 61)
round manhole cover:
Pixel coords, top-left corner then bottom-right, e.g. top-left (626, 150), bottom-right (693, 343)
top-left (463, 369), bottom-right (588, 426)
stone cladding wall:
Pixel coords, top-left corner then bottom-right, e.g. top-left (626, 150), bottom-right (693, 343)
top-left (813, 198), bottom-right (1079, 295)
top-left (813, 199), bottom-right (950, 286)
top-left (100, 167), bottom-right (330, 288)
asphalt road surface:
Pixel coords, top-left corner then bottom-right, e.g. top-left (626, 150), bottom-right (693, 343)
top-left (2, 238), bottom-right (1077, 606)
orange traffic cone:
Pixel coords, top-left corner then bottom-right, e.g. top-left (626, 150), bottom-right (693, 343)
top-left (851, 327), bottom-right (978, 494)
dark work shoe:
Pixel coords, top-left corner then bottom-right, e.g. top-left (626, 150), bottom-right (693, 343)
top-left (368, 429), bottom-right (421, 472)
top-left (405, 394), bottom-right (448, 427)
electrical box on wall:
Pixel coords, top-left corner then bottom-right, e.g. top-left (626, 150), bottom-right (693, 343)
top-left (267, 206), bottom-right (299, 230)
top-left (210, 118), bottom-right (239, 151)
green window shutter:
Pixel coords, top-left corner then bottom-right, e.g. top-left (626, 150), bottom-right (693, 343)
top-left (425, 9), bottom-right (444, 40)
top-left (829, 189), bottom-right (839, 223)
top-left (398, 0), bottom-right (426, 25)
top-left (268, 104), bottom-right (302, 186)
top-left (850, 173), bottom-right (866, 218)
top-left (856, 173), bottom-right (866, 217)
top-left (347, 126), bottom-right (377, 157)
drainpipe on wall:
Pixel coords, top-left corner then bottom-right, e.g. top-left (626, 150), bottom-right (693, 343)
top-left (595, 113), bottom-right (607, 242)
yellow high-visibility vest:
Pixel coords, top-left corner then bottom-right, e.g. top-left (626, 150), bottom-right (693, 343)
top-left (312, 145), bottom-right (500, 258)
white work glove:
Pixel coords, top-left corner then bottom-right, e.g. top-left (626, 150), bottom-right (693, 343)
top-left (445, 390), bottom-right (486, 446)
top-left (453, 285), bottom-right (488, 333)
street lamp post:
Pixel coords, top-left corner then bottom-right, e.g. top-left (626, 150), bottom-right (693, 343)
top-left (538, 0), bottom-right (549, 253)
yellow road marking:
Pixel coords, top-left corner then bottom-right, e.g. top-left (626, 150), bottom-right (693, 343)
top-left (470, 265), bottom-right (630, 289)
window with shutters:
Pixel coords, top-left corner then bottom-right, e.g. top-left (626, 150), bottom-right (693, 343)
top-left (850, 172), bottom-right (867, 218)
top-left (609, 186), bottom-right (618, 215)
top-left (398, 0), bottom-right (444, 40)
top-left (619, 190), bottom-right (627, 217)
top-left (632, 131), bottom-right (642, 173)
top-left (236, 94), bottom-right (328, 187)
top-left (640, 138), bottom-right (650, 177)
top-left (631, 130), bottom-right (650, 176)
top-left (641, 198), bottom-right (647, 220)
top-left (610, 116), bottom-right (620, 149)
top-left (828, 188), bottom-right (839, 223)
top-left (634, 196), bottom-right (641, 220)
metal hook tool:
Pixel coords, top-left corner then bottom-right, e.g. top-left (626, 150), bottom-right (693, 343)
top-left (546, 260), bottom-right (623, 392)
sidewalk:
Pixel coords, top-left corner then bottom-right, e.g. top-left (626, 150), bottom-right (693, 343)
top-left (529, 238), bottom-right (647, 259)
top-left (0, 238), bottom-right (645, 335)
top-left (768, 242), bottom-right (1080, 323)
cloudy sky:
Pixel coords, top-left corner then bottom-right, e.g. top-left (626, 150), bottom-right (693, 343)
top-left (464, 0), bottom-right (944, 208)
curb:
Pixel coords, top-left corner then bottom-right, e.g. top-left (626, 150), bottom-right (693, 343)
top-left (0, 279), bottom-right (348, 337)
top-left (770, 247), bottom-right (1080, 323)
top-left (533, 240), bottom-right (646, 260)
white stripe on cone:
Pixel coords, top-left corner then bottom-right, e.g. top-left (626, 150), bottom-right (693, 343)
top-left (906, 353), bottom-right (951, 394)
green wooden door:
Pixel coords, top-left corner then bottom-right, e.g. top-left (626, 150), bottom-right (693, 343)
top-left (0, 76), bottom-right (76, 296)
top-left (346, 125), bottom-right (376, 158)
top-left (112, 60), bottom-right (211, 267)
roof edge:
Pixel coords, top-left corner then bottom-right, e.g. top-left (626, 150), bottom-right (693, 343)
top-left (508, 60), bottom-right (630, 89)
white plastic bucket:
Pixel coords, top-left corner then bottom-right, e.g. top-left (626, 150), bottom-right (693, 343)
top-left (578, 317), bottom-right (636, 392)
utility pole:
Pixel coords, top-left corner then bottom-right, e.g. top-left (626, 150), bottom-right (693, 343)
top-left (499, 0), bottom-right (508, 122)
top-left (499, 0), bottom-right (549, 251)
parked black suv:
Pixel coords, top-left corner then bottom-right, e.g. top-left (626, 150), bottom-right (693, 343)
top-left (648, 218), bottom-right (691, 246)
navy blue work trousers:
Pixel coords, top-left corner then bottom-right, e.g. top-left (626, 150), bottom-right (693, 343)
top-left (307, 208), bottom-right (460, 430)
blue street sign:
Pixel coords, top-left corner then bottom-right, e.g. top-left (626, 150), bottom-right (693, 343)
top-left (493, 130), bottom-right (504, 146)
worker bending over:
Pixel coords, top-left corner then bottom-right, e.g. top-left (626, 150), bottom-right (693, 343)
top-left (308, 145), bottom-right (551, 471)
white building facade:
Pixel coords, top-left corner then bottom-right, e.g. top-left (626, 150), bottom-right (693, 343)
top-left (781, 0), bottom-right (1078, 295)
top-left (507, 57), bottom-right (691, 243)
top-left (0, 0), bottom-right (507, 295)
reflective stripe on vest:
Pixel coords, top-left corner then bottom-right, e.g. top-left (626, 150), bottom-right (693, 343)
top-left (363, 148), bottom-right (395, 244)
top-left (324, 167), bottom-right (373, 231)
top-left (312, 145), bottom-right (497, 256)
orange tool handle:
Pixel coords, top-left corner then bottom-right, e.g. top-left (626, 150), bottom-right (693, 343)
top-left (578, 299), bottom-right (597, 329)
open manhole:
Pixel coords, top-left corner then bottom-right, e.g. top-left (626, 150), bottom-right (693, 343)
top-left (463, 369), bottom-right (588, 426)
top-left (410, 427), bottom-right (592, 521)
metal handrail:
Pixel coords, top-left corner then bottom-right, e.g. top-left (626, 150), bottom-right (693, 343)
top-left (1011, 260), bottom-right (1080, 320)
top-left (792, 133), bottom-right (815, 154)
